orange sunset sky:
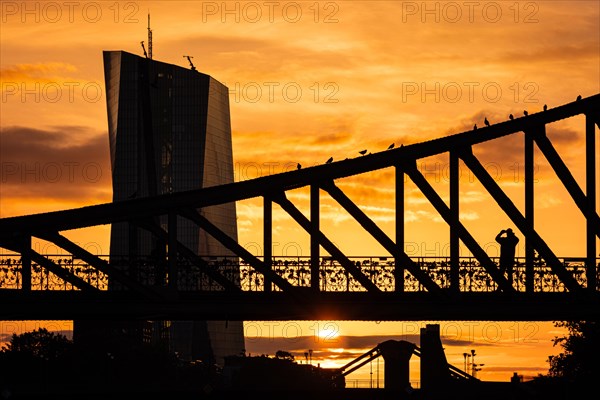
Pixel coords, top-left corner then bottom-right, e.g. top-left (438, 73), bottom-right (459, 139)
top-left (0, 0), bottom-right (599, 384)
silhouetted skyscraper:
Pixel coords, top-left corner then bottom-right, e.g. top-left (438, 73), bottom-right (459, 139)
top-left (75, 50), bottom-right (244, 366)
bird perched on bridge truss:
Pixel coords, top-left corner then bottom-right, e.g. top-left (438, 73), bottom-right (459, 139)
top-left (297, 163), bottom-right (302, 170)
top-left (577, 95), bottom-right (582, 101)
top-left (473, 124), bottom-right (477, 130)
top-left (543, 104), bottom-right (547, 111)
top-left (509, 114), bottom-right (514, 120)
top-left (387, 143), bottom-right (395, 150)
top-left (484, 117), bottom-right (490, 127)
top-left (524, 110), bottom-right (529, 116)
top-left (359, 149), bottom-right (367, 155)
top-left (326, 157), bottom-right (333, 164)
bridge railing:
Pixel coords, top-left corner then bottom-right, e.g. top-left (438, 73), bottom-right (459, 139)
top-left (344, 378), bottom-right (421, 389)
top-left (0, 255), bottom-right (109, 290)
top-left (1, 254), bottom-right (597, 292)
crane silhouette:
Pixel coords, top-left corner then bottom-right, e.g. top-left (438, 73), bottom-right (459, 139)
top-left (183, 55), bottom-right (197, 71)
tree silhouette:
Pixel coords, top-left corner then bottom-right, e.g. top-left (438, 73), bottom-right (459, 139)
top-left (1, 327), bottom-right (72, 360)
top-left (0, 327), bottom-right (209, 395)
top-left (275, 350), bottom-right (295, 361)
top-left (0, 328), bottom-right (73, 394)
top-left (547, 321), bottom-right (600, 383)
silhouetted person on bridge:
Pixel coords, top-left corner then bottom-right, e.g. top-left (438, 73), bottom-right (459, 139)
top-left (496, 228), bottom-right (519, 284)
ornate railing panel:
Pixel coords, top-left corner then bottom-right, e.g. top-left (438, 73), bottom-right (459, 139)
top-left (1, 254), bottom-right (597, 292)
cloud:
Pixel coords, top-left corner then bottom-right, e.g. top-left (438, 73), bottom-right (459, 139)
top-left (545, 126), bottom-right (583, 146)
top-left (310, 131), bottom-right (353, 146)
top-left (245, 334), bottom-right (420, 355)
top-left (0, 63), bottom-right (79, 82)
top-left (245, 333), bottom-right (498, 356)
top-left (231, 114), bottom-right (367, 169)
top-left (459, 211), bottom-right (479, 221)
top-left (497, 42), bottom-right (600, 65)
top-left (0, 125), bottom-right (111, 209)
top-left (461, 191), bottom-right (485, 204)
top-left (485, 366), bottom-right (547, 373)
top-left (163, 33), bottom-right (361, 78)
top-left (404, 210), bottom-right (445, 224)
top-left (442, 111), bottom-right (585, 184)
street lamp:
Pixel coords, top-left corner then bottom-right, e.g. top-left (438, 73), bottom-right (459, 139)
top-left (470, 349), bottom-right (476, 375)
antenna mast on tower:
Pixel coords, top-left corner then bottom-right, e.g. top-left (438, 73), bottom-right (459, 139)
top-left (147, 13), bottom-right (153, 59)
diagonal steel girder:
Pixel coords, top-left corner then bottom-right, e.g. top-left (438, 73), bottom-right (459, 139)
top-left (134, 218), bottom-right (241, 292)
top-left (532, 130), bottom-right (600, 238)
top-left (273, 193), bottom-right (381, 293)
top-left (320, 181), bottom-right (444, 295)
top-left (2, 95), bottom-right (599, 239)
top-left (29, 249), bottom-right (98, 291)
top-left (35, 231), bottom-right (162, 298)
top-left (404, 162), bottom-right (514, 293)
top-left (459, 150), bottom-right (583, 293)
top-left (179, 207), bottom-right (296, 292)
top-left (337, 346), bottom-right (385, 377)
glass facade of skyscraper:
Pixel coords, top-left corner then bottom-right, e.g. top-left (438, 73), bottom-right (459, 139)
top-left (75, 50), bottom-right (244, 366)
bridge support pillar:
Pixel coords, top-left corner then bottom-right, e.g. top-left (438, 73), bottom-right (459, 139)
top-left (378, 340), bottom-right (415, 390)
top-left (264, 196), bottom-right (272, 292)
top-left (395, 165), bottom-right (404, 292)
top-left (310, 184), bottom-right (320, 291)
top-left (586, 114), bottom-right (597, 292)
top-left (450, 151), bottom-right (459, 291)
top-left (20, 236), bottom-right (31, 291)
top-left (420, 324), bottom-right (451, 391)
top-left (525, 129), bottom-right (536, 292)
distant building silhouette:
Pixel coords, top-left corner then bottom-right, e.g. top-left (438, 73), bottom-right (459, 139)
top-left (75, 50), bottom-right (244, 366)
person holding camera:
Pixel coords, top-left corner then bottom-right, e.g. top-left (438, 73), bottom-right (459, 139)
top-left (495, 228), bottom-right (519, 284)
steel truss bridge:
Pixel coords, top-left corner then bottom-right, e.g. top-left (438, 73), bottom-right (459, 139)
top-left (1, 95), bottom-right (599, 321)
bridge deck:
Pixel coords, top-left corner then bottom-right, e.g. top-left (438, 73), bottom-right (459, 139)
top-left (1, 289), bottom-right (599, 321)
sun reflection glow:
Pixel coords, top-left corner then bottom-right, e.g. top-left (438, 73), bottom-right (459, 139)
top-left (317, 322), bottom-right (341, 339)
